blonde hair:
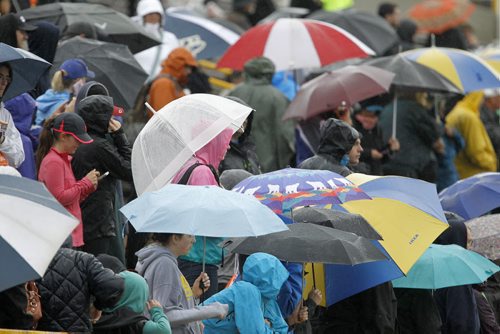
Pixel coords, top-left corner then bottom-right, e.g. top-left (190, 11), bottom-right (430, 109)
top-left (50, 70), bottom-right (74, 92)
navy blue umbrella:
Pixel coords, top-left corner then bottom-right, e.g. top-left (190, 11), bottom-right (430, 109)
top-left (0, 43), bottom-right (51, 100)
top-left (164, 8), bottom-right (240, 60)
top-left (0, 175), bottom-right (77, 292)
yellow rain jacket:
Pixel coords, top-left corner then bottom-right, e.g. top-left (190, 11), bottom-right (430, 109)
top-left (446, 91), bottom-right (497, 178)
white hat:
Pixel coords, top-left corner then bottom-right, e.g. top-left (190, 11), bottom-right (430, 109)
top-left (137, 0), bottom-right (164, 18)
top-left (484, 88), bottom-right (500, 97)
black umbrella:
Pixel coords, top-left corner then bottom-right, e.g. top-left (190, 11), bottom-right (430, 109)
top-left (308, 9), bottom-right (399, 56)
top-left (225, 223), bottom-right (388, 265)
top-left (363, 54), bottom-right (462, 137)
top-left (53, 37), bottom-right (147, 109)
top-left (293, 207), bottom-right (383, 240)
top-left (20, 3), bottom-right (160, 54)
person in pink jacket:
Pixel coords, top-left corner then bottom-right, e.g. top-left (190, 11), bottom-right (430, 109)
top-left (171, 129), bottom-right (233, 299)
top-left (36, 112), bottom-right (100, 248)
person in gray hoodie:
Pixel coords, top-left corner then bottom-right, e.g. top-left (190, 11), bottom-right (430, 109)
top-left (136, 233), bottom-right (229, 334)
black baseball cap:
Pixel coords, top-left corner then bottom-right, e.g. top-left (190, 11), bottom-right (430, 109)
top-left (14, 14), bottom-right (38, 32)
top-left (52, 113), bottom-right (93, 144)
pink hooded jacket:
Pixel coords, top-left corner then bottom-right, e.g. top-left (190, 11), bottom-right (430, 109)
top-left (171, 129), bottom-right (233, 185)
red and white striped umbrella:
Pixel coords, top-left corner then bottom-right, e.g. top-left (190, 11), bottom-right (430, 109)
top-left (217, 18), bottom-right (375, 71)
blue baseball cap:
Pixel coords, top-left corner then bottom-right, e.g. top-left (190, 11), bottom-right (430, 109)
top-left (59, 59), bottom-right (95, 80)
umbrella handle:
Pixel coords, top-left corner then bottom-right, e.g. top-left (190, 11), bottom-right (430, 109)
top-left (392, 94), bottom-right (398, 139)
top-left (312, 263), bottom-right (316, 289)
top-left (145, 102), bottom-right (157, 115)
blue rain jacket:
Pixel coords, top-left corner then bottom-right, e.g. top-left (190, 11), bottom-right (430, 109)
top-left (35, 89), bottom-right (70, 125)
top-left (202, 253), bottom-right (289, 334)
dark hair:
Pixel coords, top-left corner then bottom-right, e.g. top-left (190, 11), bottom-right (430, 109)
top-left (150, 233), bottom-right (183, 245)
top-left (35, 114), bottom-right (60, 175)
top-left (378, 3), bottom-right (397, 18)
top-left (0, 62), bottom-right (12, 99)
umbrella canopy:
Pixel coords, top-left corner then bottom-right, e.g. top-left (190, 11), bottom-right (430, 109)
top-left (402, 47), bottom-right (500, 93)
top-left (479, 47), bottom-right (500, 74)
top-left (164, 8), bottom-right (240, 60)
top-left (53, 37), bottom-right (147, 109)
top-left (283, 64), bottom-right (394, 120)
top-left (0, 43), bottom-right (51, 101)
top-left (308, 9), bottom-right (399, 56)
top-left (120, 184), bottom-right (288, 237)
top-left (20, 3), bottom-right (161, 53)
top-left (293, 206), bottom-right (382, 240)
top-left (465, 214), bottom-right (500, 261)
top-left (408, 0), bottom-right (476, 34)
top-left (0, 175), bottom-right (78, 292)
top-left (217, 18), bottom-right (375, 71)
top-left (132, 94), bottom-right (252, 195)
top-left (225, 223), bottom-right (388, 265)
top-left (232, 167), bottom-right (371, 215)
top-left (392, 244), bottom-right (499, 289)
top-left (439, 172), bottom-right (500, 220)
top-left (364, 54), bottom-right (461, 94)
top-left (339, 173), bottom-right (449, 274)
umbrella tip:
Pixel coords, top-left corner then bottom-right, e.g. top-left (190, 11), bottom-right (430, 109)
top-left (145, 102), bottom-right (157, 115)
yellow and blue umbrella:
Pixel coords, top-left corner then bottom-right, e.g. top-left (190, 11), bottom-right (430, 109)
top-left (402, 47), bottom-right (500, 93)
top-left (303, 174), bottom-right (449, 305)
top-left (392, 244), bottom-right (500, 289)
top-left (479, 47), bottom-right (500, 75)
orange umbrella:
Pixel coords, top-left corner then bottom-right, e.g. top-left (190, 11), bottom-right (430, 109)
top-left (408, 0), bottom-right (476, 34)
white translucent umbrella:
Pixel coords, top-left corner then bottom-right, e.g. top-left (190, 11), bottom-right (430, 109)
top-left (132, 94), bottom-right (252, 195)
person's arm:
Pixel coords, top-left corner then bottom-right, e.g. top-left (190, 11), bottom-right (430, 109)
top-left (97, 132), bottom-right (133, 181)
top-left (41, 160), bottom-right (95, 206)
top-left (164, 303), bottom-right (228, 326)
top-left (0, 110), bottom-right (24, 167)
top-left (84, 253), bottom-right (124, 310)
top-left (232, 284), bottom-right (276, 334)
top-left (143, 303), bottom-right (172, 334)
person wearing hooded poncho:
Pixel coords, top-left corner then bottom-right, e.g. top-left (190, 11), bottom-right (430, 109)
top-left (94, 270), bottom-right (172, 334)
top-left (228, 57), bottom-right (295, 173)
top-left (298, 118), bottom-right (363, 176)
top-left (202, 252), bottom-right (290, 334)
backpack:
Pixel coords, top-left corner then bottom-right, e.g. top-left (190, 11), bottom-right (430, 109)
top-left (177, 162), bottom-right (220, 186)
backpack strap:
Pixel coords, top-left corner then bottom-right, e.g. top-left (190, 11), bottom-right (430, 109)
top-left (178, 162), bottom-right (220, 186)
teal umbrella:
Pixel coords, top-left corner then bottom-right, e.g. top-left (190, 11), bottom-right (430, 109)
top-left (392, 244), bottom-right (500, 289)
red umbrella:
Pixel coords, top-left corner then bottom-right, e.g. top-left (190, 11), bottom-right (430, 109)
top-left (408, 0), bottom-right (476, 34)
top-left (283, 65), bottom-right (395, 121)
top-left (217, 18), bottom-right (374, 71)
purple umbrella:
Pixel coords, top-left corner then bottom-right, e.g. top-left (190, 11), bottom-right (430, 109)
top-left (283, 65), bottom-right (395, 121)
top-left (232, 168), bottom-right (371, 214)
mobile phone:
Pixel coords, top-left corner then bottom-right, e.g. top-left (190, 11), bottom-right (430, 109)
top-left (98, 171), bottom-right (110, 181)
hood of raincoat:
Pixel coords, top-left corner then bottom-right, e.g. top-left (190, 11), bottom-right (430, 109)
top-left (75, 81), bottom-right (109, 112)
top-left (454, 91), bottom-right (484, 115)
top-left (397, 19), bottom-right (417, 44)
top-left (194, 128), bottom-right (234, 170)
top-left (77, 95), bottom-right (113, 136)
top-left (243, 57), bottom-right (275, 85)
top-left (160, 47), bottom-right (197, 84)
top-left (242, 252), bottom-right (289, 300)
top-left (104, 271), bottom-right (149, 314)
top-left (436, 211), bottom-right (467, 248)
top-left (4, 93), bottom-right (36, 135)
top-left (317, 118), bottom-right (361, 160)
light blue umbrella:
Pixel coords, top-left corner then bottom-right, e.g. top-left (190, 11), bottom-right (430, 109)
top-left (0, 43), bottom-right (51, 100)
top-left (392, 244), bottom-right (500, 289)
top-left (120, 184), bottom-right (288, 237)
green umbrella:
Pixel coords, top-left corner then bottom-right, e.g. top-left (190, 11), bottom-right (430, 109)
top-left (392, 244), bottom-right (500, 289)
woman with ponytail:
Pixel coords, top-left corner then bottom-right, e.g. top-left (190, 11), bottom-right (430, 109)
top-left (36, 112), bottom-right (100, 248)
top-left (35, 58), bottom-right (94, 126)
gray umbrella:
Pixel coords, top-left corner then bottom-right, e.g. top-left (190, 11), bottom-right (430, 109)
top-left (20, 3), bottom-right (160, 54)
top-left (224, 223), bottom-right (388, 265)
top-left (53, 37), bottom-right (147, 109)
top-left (308, 9), bottom-right (399, 56)
top-left (293, 207), bottom-right (383, 240)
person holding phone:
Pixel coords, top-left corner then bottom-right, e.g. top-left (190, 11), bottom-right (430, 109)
top-left (71, 94), bottom-right (133, 263)
top-left (36, 112), bottom-right (99, 248)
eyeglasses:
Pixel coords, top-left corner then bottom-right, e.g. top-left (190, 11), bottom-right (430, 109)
top-left (0, 75), bottom-right (11, 84)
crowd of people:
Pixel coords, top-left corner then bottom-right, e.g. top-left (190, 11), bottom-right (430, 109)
top-left (0, 0), bottom-right (499, 333)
